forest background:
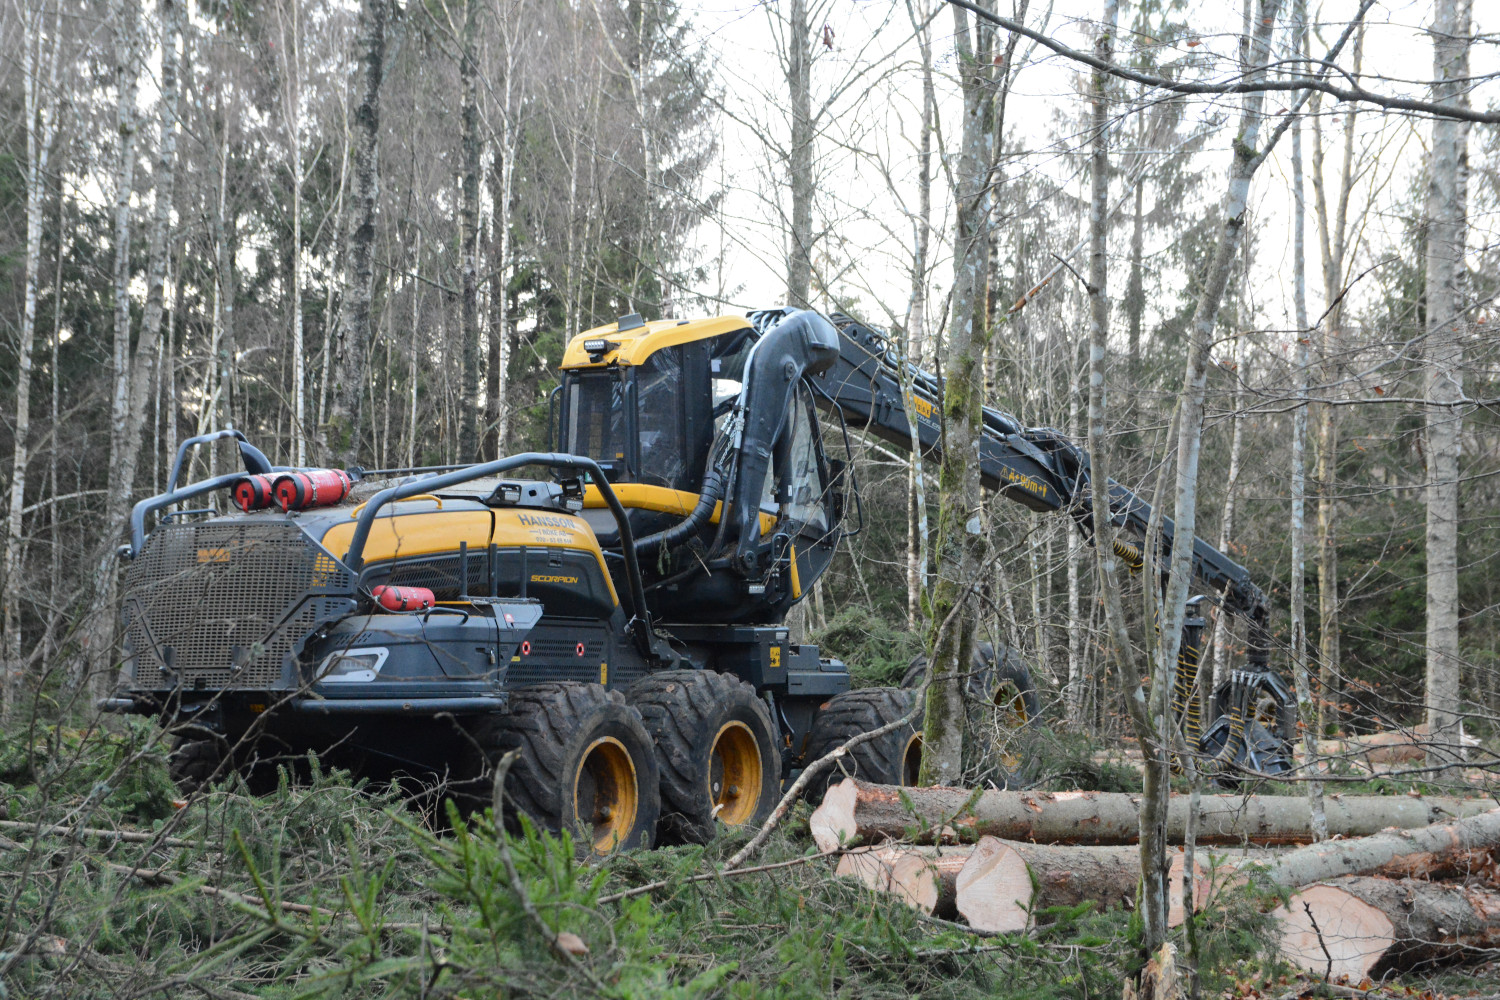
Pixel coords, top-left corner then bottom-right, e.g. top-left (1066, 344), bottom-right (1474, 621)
top-left (1, 0), bottom-right (1498, 996)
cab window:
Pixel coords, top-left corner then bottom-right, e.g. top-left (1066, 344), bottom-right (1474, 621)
top-left (635, 347), bottom-right (689, 490)
top-left (566, 373), bottom-right (628, 476)
top-left (783, 383), bottom-right (829, 539)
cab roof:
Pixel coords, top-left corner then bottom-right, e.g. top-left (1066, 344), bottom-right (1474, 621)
top-left (559, 314), bottom-right (752, 369)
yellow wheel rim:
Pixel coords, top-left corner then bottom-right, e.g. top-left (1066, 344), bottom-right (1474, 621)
top-left (709, 721), bottom-right (763, 826)
top-left (573, 736), bottom-right (639, 852)
top-left (995, 683), bottom-right (1030, 773)
top-left (899, 731), bottom-right (923, 786)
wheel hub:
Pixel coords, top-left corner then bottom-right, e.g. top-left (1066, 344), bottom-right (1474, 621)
top-left (573, 736), bottom-right (639, 852)
top-left (709, 721), bottom-right (762, 826)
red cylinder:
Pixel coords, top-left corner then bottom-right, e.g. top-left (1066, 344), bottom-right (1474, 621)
top-left (272, 469), bottom-right (353, 511)
top-left (231, 474), bottom-right (276, 512)
top-left (370, 585), bottom-right (435, 611)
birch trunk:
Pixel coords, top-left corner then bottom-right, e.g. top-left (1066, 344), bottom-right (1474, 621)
top-left (276, 0), bottom-right (306, 465)
top-left (116, 0), bottom-right (181, 504)
top-left (457, 0), bottom-right (481, 462)
top-left (79, 0), bottom-right (143, 697)
top-left (903, 0), bottom-right (935, 630)
top-left (1288, 1), bottom-right (1328, 841)
top-left (1065, 326), bottom-right (1083, 721)
top-left (3, 0), bottom-right (63, 719)
top-left (1307, 27), bottom-right (1361, 735)
top-left (1424, 0), bottom-right (1471, 762)
top-left (317, 135), bottom-right (349, 436)
top-left (1081, 0), bottom-right (1166, 950)
top-left (324, 0), bottom-right (386, 466)
top-left (1210, 338), bottom-right (1244, 690)
top-left (492, 49), bottom-right (518, 451)
top-left (1151, 0), bottom-right (1283, 952)
top-left (920, 0), bottom-right (995, 786)
top-left (785, 0), bottom-right (813, 307)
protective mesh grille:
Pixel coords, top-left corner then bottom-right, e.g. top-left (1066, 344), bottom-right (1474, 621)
top-left (122, 521), bottom-right (351, 689)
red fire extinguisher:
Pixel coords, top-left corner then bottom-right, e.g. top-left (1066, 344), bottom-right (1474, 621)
top-left (272, 469), bottom-right (354, 511)
top-left (231, 474), bottom-right (276, 512)
top-left (370, 585), bottom-right (435, 611)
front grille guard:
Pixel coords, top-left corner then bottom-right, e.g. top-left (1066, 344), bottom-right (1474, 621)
top-left (122, 520), bottom-right (354, 691)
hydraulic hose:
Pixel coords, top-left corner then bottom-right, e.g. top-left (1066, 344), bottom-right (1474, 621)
top-left (634, 467), bottom-right (726, 557)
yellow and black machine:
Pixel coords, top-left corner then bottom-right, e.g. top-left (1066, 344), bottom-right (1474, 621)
top-left (107, 308), bottom-right (1293, 850)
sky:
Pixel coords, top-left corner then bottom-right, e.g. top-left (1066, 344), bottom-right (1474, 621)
top-left (682, 0), bottom-right (1499, 364)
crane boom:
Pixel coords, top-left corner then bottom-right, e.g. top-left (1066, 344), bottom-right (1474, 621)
top-left (807, 311), bottom-right (1274, 673)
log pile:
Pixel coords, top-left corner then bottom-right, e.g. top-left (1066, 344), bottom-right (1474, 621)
top-left (815, 777), bottom-right (1500, 976)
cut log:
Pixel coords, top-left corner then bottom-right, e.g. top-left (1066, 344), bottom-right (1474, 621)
top-left (1246, 806), bottom-right (1500, 889)
top-left (1316, 725), bottom-right (1481, 766)
top-left (1274, 876), bottom-right (1500, 978)
top-left (950, 836), bottom-right (1242, 932)
top-left (835, 846), bottom-right (970, 917)
top-left (955, 837), bottom-right (1139, 932)
top-left (808, 779), bottom-right (1497, 852)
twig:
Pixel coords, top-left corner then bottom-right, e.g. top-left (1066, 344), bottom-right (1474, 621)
top-left (598, 850), bottom-right (853, 904)
top-left (721, 684), bottom-right (928, 871)
top-left (0, 818), bottom-right (202, 850)
top-left (914, 912), bottom-right (1014, 939)
top-left (1303, 900), bottom-right (1334, 983)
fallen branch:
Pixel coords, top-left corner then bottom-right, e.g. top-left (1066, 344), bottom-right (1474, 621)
top-left (598, 851), bottom-right (852, 904)
top-left (0, 818), bottom-right (201, 850)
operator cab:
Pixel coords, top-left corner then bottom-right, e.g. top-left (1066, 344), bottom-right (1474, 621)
top-left (557, 312), bottom-right (847, 623)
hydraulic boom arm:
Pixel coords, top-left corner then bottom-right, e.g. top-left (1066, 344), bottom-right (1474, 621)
top-left (809, 311), bottom-right (1274, 671)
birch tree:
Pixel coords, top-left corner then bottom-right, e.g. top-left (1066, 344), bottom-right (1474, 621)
top-left (2, 0), bottom-right (63, 719)
top-left (1288, 0), bottom-right (1327, 841)
top-left (919, 0), bottom-right (995, 786)
top-left (902, 0), bottom-right (935, 629)
top-left (784, 0), bottom-right (813, 307)
top-left (325, 0), bottom-right (387, 466)
top-left (1307, 24), bottom-right (1363, 735)
top-left (1424, 0), bottom-right (1471, 760)
top-left (78, 0), bottom-right (144, 697)
top-left (456, 0), bottom-right (481, 462)
top-left (274, 0), bottom-right (308, 465)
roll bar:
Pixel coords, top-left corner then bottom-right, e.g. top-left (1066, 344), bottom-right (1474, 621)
top-left (342, 452), bottom-right (652, 638)
top-left (166, 428), bottom-right (275, 494)
top-left (126, 473), bottom-right (246, 558)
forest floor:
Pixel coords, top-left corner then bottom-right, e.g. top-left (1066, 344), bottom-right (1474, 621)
top-left (2, 719), bottom-right (1498, 999)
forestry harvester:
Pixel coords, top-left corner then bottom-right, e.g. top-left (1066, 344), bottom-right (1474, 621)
top-left (105, 309), bottom-right (1294, 850)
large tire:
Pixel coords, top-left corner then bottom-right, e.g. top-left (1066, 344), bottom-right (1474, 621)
top-left (627, 670), bottom-right (780, 844)
top-left (902, 641), bottom-right (1042, 723)
top-left (480, 683), bottom-right (660, 852)
top-left (802, 687), bottom-right (923, 802)
top-left (167, 738), bottom-right (225, 796)
top-left (903, 641), bottom-right (1040, 789)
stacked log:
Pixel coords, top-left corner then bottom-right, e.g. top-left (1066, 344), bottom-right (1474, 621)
top-left (835, 846), bottom-right (969, 918)
top-left (809, 778), bottom-right (1495, 852)
top-left (817, 777), bottom-right (1500, 976)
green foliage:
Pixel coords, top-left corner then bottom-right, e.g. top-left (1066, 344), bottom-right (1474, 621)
top-left (0, 714), bottom-right (1346, 1000)
top-left (0, 717), bottom-right (178, 823)
top-left (810, 606), bottom-right (924, 688)
top-left (1028, 730), bottom-right (1144, 793)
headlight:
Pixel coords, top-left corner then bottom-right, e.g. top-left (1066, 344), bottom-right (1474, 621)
top-left (316, 647), bottom-right (389, 684)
